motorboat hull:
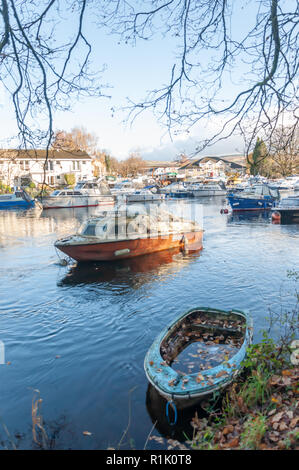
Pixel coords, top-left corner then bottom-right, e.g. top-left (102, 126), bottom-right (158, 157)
top-left (0, 199), bottom-right (34, 209)
top-left (0, 191), bottom-right (35, 209)
top-left (125, 194), bottom-right (165, 203)
top-left (41, 194), bottom-right (115, 209)
top-left (227, 195), bottom-right (276, 211)
top-left (55, 230), bottom-right (203, 262)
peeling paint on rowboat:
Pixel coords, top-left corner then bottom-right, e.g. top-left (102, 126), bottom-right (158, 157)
top-left (144, 307), bottom-right (253, 409)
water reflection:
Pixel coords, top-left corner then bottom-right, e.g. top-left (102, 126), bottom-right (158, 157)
top-left (40, 205), bottom-right (106, 223)
top-left (58, 249), bottom-right (201, 288)
top-left (146, 384), bottom-right (206, 441)
top-left (1, 196), bottom-right (298, 450)
top-left (227, 210), bottom-right (271, 224)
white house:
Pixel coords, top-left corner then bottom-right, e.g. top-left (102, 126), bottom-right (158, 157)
top-left (0, 149), bottom-right (94, 187)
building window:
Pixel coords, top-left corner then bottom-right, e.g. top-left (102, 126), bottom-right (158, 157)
top-left (73, 161), bottom-right (80, 170)
top-left (46, 161), bottom-right (54, 171)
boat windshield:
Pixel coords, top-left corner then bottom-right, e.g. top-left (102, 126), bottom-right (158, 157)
top-left (81, 222), bottom-right (97, 236)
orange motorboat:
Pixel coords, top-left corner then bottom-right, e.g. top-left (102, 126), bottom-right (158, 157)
top-left (55, 205), bottom-right (203, 262)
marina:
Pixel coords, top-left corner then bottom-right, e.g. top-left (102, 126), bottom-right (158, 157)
top-left (0, 0), bottom-right (298, 453)
top-left (0, 194), bottom-right (298, 449)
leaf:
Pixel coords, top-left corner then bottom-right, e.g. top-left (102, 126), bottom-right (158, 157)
top-left (216, 370), bottom-right (228, 378)
top-left (282, 369), bottom-right (292, 376)
top-left (271, 412), bottom-right (284, 423)
top-left (196, 373), bottom-right (204, 383)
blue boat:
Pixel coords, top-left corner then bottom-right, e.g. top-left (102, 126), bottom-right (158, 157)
top-left (0, 188), bottom-right (35, 209)
top-left (144, 307), bottom-right (253, 409)
top-left (227, 184), bottom-right (280, 211)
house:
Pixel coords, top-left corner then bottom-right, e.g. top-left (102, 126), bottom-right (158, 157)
top-left (179, 154), bottom-right (246, 177)
top-left (141, 160), bottom-right (180, 178)
top-left (0, 149), bottom-right (94, 187)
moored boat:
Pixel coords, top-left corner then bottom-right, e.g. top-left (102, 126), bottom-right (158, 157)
top-left (144, 307), bottom-right (252, 408)
top-left (227, 184), bottom-right (279, 211)
top-left (0, 188), bottom-right (35, 209)
top-left (159, 182), bottom-right (190, 198)
top-left (125, 189), bottom-right (166, 203)
top-left (54, 205), bottom-right (203, 262)
top-left (271, 195), bottom-right (299, 224)
top-left (40, 180), bottom-right (115, 209)
top-left (190, 181), bottom-right (227, 197)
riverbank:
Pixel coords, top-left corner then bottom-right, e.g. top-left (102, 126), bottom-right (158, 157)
top-left (147, 337), bottom-right (299, 451)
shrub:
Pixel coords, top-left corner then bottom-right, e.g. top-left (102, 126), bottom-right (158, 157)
top-left (64, 173), bottom-right (76, 186)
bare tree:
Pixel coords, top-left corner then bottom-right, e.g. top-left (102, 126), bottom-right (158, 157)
top-left (0, 0), bottom-right (107, 188)
top-left (119, 153), bottom-right (144, 177)
top-left (268, 125), bottom-right (299, 176)
top-left (99, 0), bottom-right (298, 155)
top-left (1, 1), bottom-right (297, 169)
top-left (52, 127), bottom-right (98, 155)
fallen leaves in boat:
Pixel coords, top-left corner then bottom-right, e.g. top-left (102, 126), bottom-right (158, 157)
top-left (160, 310), bottom-right (246, 375)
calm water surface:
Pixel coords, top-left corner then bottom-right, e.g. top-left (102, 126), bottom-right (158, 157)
top-left (0, 197), bottom-right (298, 449)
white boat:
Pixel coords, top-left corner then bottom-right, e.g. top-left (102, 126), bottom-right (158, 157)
top-left (190, 182), bottom-right (227, 197)
top-left (40, 180), bottom-right (115, 209)
top-left (159, 182), bottom-right (190, 198)
top-left (269, 177), bottom-right (299, 191)
top-left (110, 181), bottom-right (137, 195)
top-left (125, 189), bottom-right (166, 203)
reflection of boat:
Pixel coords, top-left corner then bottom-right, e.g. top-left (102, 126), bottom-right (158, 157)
top-left (227, 210), bottom-right (270, 224)
top-left (146, 383), bottom-right (204, 441)
top-left (0, 188), bottom-right (35, 209)
top-left (55, 205), bottom-right (203, 262)
top-left (144, 307), bottom-right (252, 409)
top-left (271, 196), bottom-right (299, 224)
top-left (40, 180), bottom-right (115, 209)
top-left (58, 249), bottom-right (193, 287)
top-left (227, 184), bottom-right (279, 211)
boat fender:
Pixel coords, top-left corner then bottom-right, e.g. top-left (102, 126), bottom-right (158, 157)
top-left (272, 211), bottom-right (281, 222)
top-left (166, 400), bottom-right (178, 426)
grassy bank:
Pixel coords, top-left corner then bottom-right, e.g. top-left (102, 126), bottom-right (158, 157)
top-left (188, 336), bottom-right (298, 450)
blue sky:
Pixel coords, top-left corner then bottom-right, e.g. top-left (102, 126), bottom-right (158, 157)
top-left (0, 1), bottom-right (293, 161)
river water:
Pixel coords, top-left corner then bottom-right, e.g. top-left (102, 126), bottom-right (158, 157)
top-left (0, 196), bottom-right (298, 449)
